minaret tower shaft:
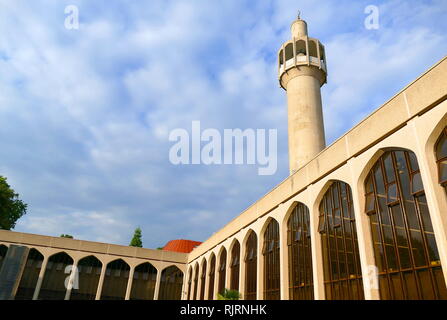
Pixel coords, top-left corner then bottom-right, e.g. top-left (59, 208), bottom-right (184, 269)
top-left (279, 15), bottom-right (327, 174)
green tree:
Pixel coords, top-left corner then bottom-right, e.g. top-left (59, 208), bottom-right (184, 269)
top-left (129, 227), bottom-right (143, 247)
top-left (60, 234), bottom-right (74, 239)
top-left (0, 176), bottom-right (27, 230)
top-left (217, 288), bottom-right (240, 300)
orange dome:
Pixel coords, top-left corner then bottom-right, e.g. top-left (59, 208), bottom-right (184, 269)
top-left (162, 239), bottom-right (202, 253)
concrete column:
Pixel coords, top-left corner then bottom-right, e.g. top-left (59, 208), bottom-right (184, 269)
top-left (279, 217), bottom-right (289, 300)
top-left (203, 261), bottom-right (210, 300)
top-left (32, 256), bottom-right (48, 300)
top-left (153, 269), bottom-right (162, 300)
top-left (286, 72), bottom-right (326, 173)
top-left (213, 258), bottom-right (219, 300)
top-left (308, 185), bottom-right (325, 300)
top-left (124, 266), bottom-right (135, 300)
top-left (239, 242), bottom-right (246, 300)
top-left (64, 258), bottom-right (79, 300)
top-left (256, 235), bottom-right (264, 300)
top-left (410, 120), bottom-right (447, 288)
top-left (197, 268), bottom-right (202, 300)
top-left (95, 263), bottom-right (107, 300)
top-left (225, 249), bottom-right (231, 292)
top-left (348, 159), bottom-right (380, 300)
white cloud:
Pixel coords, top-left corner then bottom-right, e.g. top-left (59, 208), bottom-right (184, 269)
top-left (0, 0), bottom-right (446, 248)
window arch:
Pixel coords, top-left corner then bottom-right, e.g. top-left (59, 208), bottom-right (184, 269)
top-left (100, 259), bottom-right (130, 300)
top-left (218, 248), bottom-right (227, 295)
top-left (208, 254), bottom-right (216, 300)
top-left (245, 231), bottom-right (257, 300)
top-left (309, 40), bottom-right (318, 58)
top-left (279, 50), bottom-right (284, 67)
top-left (71, 255), bottom-right (102, 300)
top-left (186, 267), bottom-right (193, 299)
top-left (263, 219), bottom-right (280, 300)
top-left (39, 252), bottom-right (74, 300)
top-left (230, 241), bottom-right (240, 291)
top-left (295, 40), bottom-right (307, 57)
top-left (199, 260), bottom-right (207, 300)
top-left (285, 43), bottom-right (294, 62)
top-left (288, 203), bottom-right (314, 300)
top-left (193, 263), bottom-right (199, 300)
top-left (0, 245), bottom-right (7, 271)
top-left (435, 127), bottom-right (447, 191)
top-left (15, 248), bottom-right (44, 300)
top-left (158, 266), bottom-right (183, 300)
top-left (130, 262), bottom-right (157, 300)
top-left (365, 149), bottom-right (447, 299)
top-left (318, 181), bottom-right (364, 300)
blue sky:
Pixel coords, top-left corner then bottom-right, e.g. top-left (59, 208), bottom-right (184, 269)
top-left (1, 0), bottom-right (446, 248)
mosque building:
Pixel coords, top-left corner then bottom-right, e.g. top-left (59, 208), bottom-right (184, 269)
top-left (1, 16), bottom-right (447, 300)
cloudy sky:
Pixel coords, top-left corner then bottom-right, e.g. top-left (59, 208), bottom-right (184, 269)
top-left (1, 0), bottom-right (446, 248)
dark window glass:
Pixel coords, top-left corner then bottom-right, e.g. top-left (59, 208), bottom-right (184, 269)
top-left (199, 261), bottom-right (207, 300)
top-left (187, 268), bottom-right (192, 300)
top-left (245, 232), bottom-right (257, 300)
top-left (263, 219), bottom-right (280, 300)
top-left (288, 203), bottom-right (314, 300)
top-left (129, 262), bottom-right (157, 300)
top-left (15, 248), bottom-right (44, 300)
top-left (193, 264), bottom-right (199, 300)
top-left (365, 149), bottom-right (447, 299)
top-left (38, 252), bottom-right (73, 300)
top-left (436, 128), bottom-right (447, 187)
top-left (71, 256), bottom-right (102, 300)
top-left (319, 181), bottom-right (364, 300)
top-left (218, 249), bottom-right (227, 295)
top-left (158, 266), bottom-right (183, 300)
top-left (208, 255), bottom-right (216, 300)
top-left (100, 259), bottom-right (130, 300)
top-left (230, 241), bottom-right (240, 291)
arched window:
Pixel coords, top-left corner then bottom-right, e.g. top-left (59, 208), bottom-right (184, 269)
top-left (193, 263), bottom-right (199, 300)
top-left (70, 255), bottom-right (102, 300)
top-left (208, 255), bottom-right (216, 300)
top-left (308, 40), bottom-right (318, 58)
top-left (318, 181), bottom-right (364, 300)
top-left (435, 128), bottom-right (447, 191)
top-left (319, 44), bottom-right (325, 62)
top-left (230, 241), bottom-right (240, 291)
top-left (100, 259), bottom-right (130, 300)
top-left (263, 219), bottom-right (280, 300)
top-left (288, 203), bottom-right (314, 300)
top-left (15, 248), bottom-right (43, 300)
top-left (199, 261), bottom-right (207, 300)
top-left (130, 262), bottom-right (157, 300)
top-left (285, 43), bottom-right (294, 62)
top-left (39, 252), bottom-right (74, 300)
top-left (365, 149), bottom-right (447, 299)
top-left (158, 266), bottom-right (183, 300)
top-left (0, 245), bottom-right (7, 271)
top-left (187, 267), bottom-right (192, 299)
top-left (218, 249), bottom-right (227, 295)
top-left (245, 231), bottom-right (257, 300)
top-left (295, 40), bottom-right (307, 58)
top-left (279, 50), bottom-right (284, 67)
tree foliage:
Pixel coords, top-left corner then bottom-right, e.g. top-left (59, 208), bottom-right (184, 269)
top-left (129, 227), bottom-right (143, 247)
top-left (60, 234), bottom-right (74, 239)
top-left (0, 176), bottom-right (27, 230)
top-left (217, 288), bottom-right (240, 300)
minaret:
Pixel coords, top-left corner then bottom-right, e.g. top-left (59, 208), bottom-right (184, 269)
top-left (278, 14), bottom-right (327, 174)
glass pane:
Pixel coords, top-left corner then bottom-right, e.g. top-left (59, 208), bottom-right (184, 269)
top-left (436, 133), bottom-right (447, 160)
top-left (408, 152), bottom-right (419, 172)
top-left (439, 160), bottom-right (447, 184)
top-left (411, 172), bottom-right (423, 195)
top-left (384, 153), bottom-right (395, 183)
top-left (387, 183), bottom-right (398, 204)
